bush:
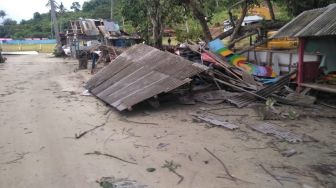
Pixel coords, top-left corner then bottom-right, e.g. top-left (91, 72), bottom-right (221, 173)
top-left (175, 20), bottom-right (204, 42)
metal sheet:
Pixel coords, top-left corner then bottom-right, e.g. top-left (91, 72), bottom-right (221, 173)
top-left (250, 122), bottom-right (302, 143)
top-left (80, 19), bottom-right (100, 36)
top-left (273, 4), bottom-right (336, 38)
top-left (191, 113), bottom-right (239, 130)
top-left (86, 44), bottom-right (208, 111)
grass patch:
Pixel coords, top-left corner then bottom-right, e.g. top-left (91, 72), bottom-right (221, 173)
top-left (211, 10), bottom-right (229, 26)
top-left (162, 37), bottom-right (179, 46)
top-left (1, 44), bottom-right (56, 53)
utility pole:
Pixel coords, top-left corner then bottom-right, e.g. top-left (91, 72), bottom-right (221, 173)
top-left (50, 0), bottom-right (62, 55)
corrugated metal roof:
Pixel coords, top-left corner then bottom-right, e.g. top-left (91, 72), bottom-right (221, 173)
top-left (273, 4), bottom-right (336, 38)
top-left (86, 44), bottom-right (208, 111)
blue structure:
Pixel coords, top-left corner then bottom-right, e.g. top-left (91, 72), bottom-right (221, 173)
top-left (2, 40), bottom-right (56, 45)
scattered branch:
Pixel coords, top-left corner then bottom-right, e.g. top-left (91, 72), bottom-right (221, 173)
top-left (85, 151), bottom-right (137, 165)
top-left (4, 152), bottom-right (30, 164)
top-left (259, 163), bottom-right (283, 186)
top-left (204, 147), bottom-right (236, 181)
top-left (119, 117), bottom-right (158, 126)
top-left (162, 160), bottom-right (184, 184)
top-left (204, 147), bottom-right (254, 184)
top-left (104, 108), bottom-right (111, 115)
top-left (75, 111), bottom-right (112, 139)
top-left (75, 124), bottom-right (106, 139)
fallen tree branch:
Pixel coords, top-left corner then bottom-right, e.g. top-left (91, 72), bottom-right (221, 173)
top-left (204, 147), bottom-right (236, 181)
top-left (172, 169), bottom-right (184, 184)
top-left (75, 124), bottom-right (106, 139)
top-left (4, 152), bottom-right (30, 164)
top-left (215, 21), bottom-right (285, 40)
top-left (237, 39), bottom-right (269, 55)
top-left (228, 31), bottom-right (258, 47)
top-left (104, 109), bottom-right (111, 115)
top-left (75, 111), bottom-right (112, 139)
top-left (119, 117), bottom-right (158, 126)
top-left (85, 151), bottom-right (138, 165)
top-left (259, 163), bottom-right (283, 186)
top-left (162, 160), bottom-right (184, 184)
top-left (205, 148), bottom-right (255, 184)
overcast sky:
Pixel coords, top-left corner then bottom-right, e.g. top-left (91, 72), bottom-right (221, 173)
top-left (0, 0), bottom-right (87, 22)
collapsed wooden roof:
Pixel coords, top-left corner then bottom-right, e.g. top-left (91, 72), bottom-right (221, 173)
top-left (85, 44), bottom-right (208, 111)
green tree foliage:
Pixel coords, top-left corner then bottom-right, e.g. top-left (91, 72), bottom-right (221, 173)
top-left (33, 12), bottom-right (42, 20)
top-left (3, 18), bottom-right (17, 25)
top-left (274, 0), bottom-right (336, 16)
top-left (70, 2), bottom-right (81, 12)
top-left (121, 0), bottom-right (184, 47)
top-left (0, 10), bottom-right (6, 19)
top-left (58, 2), bottom-right (67, 14)
top-left (121, 0), bottom-right (149, 40)
top-left (2, 0), bottom-right (336, 41)
top-left (0, 18), bottom-right (17, 38)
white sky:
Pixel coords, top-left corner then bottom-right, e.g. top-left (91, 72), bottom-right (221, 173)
top-left (0, 0), bottom-right (87, 22)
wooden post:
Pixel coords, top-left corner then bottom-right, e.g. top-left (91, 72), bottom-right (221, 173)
top-left (297, 38), bottom-right (305, 92)
top-left (289, 52), bottom-right (293, 73)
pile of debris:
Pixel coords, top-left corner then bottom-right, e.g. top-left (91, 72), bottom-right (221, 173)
top-left (85, 37), bottom-right (313, 112)
top-left (86, 44), bottom-right (207, 111)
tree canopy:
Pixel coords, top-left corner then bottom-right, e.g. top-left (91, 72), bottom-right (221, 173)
top-left (1, 0), bottom-right (335, 43)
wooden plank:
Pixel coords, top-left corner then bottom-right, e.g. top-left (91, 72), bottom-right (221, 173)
top-left (115, 77), bottom-right (188, 111)
top-left (86, 44), bottom-right (156, 89)
top-left (300, 83), bottom-right (336, 94)
top-left (104, 71), bottom-right (167, 105)
top-left (92, 61), bottom-right (143, 95)
top-left (93, 52), bottom-right (184, 95)
top-left (96, 66), bottom-right (150, 98)
top-left (86, 56), bottom-right (133, 90)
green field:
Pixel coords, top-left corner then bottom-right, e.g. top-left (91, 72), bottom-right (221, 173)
top-left (1, 44), bottom-right (56, 53)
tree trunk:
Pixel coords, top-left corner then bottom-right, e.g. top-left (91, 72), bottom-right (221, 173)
top-left (215, 21), bottom-right (285, 40)
top-left (147, 0), bottom-right (163, 49)
top-left (264, 0), bottom-right (276, 20)
top-left (151, 16), bottom-right (163, 49)
top-left (229, 0), bottom-right (248, 43)
top-left (50, 0), bottom-right (62, 55)
top-left (188, 1), bottom-right (212, 42)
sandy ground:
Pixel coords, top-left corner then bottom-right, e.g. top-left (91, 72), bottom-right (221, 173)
top-left (0, 54), bottom-right (335, 188)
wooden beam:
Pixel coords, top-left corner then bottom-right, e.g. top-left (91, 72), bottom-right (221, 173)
top-left (297, 38), bottom-right (305, 92)
top-left (300, 83), bottom-right (336, 94)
